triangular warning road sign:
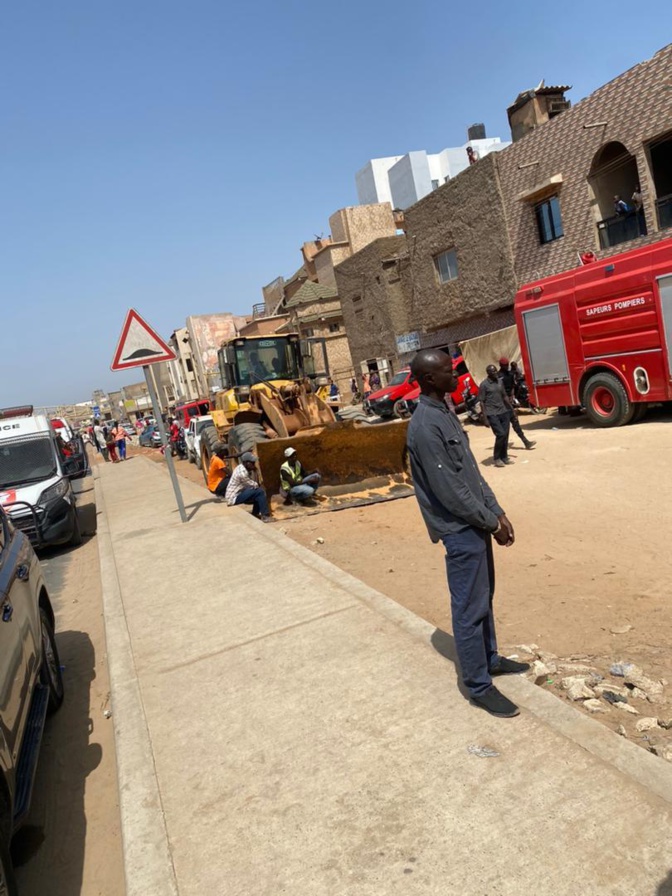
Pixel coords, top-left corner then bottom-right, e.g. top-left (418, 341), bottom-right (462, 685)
top-left (111, 309), bottom-right (176, 371)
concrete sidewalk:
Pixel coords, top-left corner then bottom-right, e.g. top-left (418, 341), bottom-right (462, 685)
top-left (95, 456), bottom-right (672, 896)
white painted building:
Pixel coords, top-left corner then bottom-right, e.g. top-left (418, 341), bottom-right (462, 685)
top-left (356, 136), bottom-right (510, 209)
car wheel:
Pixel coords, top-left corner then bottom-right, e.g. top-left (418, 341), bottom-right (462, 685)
top-left (40, 608), bottom-right (64, 714)
top-left (188, 449), bottom-right (195, 465)
top-left (194, 449), bottom-right (202, 470)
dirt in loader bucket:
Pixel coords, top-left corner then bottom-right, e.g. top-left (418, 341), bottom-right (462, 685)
top-left (254, 418), bottom-right (414, 520)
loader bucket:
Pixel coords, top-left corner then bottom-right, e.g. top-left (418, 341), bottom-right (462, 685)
top-left (255, 418), bottom-right (414, 516)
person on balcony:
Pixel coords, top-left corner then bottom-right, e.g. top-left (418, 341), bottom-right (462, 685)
top-left (632, 185), bottom-right (643, 211)
top-left (614, 195), bottom-right (631, 215)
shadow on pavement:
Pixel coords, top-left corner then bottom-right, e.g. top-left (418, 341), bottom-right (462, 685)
top-left (185, 497), bottom-right (221, 521)
top-left (430, 628), bottom-right (471, 702)
top-left (12, 631), bottom-right (103, 896)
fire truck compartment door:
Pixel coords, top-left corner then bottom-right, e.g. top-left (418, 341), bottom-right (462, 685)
top-left (658, 275), bottom-right (672, 378)
top-left (521, 304), bottom-right (569, 385)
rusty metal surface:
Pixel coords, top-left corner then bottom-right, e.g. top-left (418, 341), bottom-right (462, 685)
top-left (255, 418), bottom-right (411, 496)
top-left (268, 482), bottom-right (415, 520)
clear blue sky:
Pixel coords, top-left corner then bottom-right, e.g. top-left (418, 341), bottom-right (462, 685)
top-left (1, 1), bottom-right (667, 407)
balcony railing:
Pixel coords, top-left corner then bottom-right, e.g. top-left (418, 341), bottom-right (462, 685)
top-left (656, 194), bottom-right (672, 231)
top-left (596, 208), bottom-right (647, 250)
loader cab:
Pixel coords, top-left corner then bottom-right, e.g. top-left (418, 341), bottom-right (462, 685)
top-left (218, 336), bottom-right (303, 390)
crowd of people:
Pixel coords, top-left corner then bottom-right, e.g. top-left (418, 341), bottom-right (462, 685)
top-left (89, 419), bottom-right (130, 463)
top-left (206, 442), bottom-right (321, 524)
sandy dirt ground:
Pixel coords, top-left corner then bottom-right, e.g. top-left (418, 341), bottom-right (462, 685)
top-left (13, 458), bottom-right (125, 896)
top-left (128, 412), bottom-right (672, 753)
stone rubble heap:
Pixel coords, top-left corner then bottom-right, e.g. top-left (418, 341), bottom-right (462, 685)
top-left (512, 645), bottom-right (671, 762)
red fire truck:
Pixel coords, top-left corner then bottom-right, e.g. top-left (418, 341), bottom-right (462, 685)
top-left (515, 237), bottom-right (672, 427)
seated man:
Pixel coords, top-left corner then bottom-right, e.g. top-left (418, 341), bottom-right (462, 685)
top-left (207, 442), bottom-right (231, 499)
top-left (225, 452), bottom-right (272, 521)
top-left (280, 447), bottom-right (321, 505)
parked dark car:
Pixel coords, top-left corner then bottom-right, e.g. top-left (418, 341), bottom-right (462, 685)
top-left (0, 505), bottom-right (63, 893)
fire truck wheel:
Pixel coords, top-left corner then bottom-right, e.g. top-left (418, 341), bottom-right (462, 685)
top-left (629, 404), bottom-right (647, 425)
top-left (583, 373), bottom-right (631, 427)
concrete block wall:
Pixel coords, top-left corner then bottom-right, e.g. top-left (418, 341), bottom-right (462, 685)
top-left (335, 235), bottom-right (412, 373)
top-left (403, 153), bottom-right (518, 334)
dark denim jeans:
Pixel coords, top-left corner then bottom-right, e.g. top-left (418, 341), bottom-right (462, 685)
top-left (508, 409), bottom-right (527, 445)
top-left (441, 527), bottom-right (501, 697)
top-left (488, 412), bottom-right (511, 461)
top-left (211, 475), bottom-right (231, 498)
top-left (234, 486), bottom-right (269, 518)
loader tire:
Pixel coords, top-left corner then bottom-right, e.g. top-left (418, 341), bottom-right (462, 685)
top-left (228, 423), bottom-right (268, 459)
top-left (200, 425), bottom-right (220, 483)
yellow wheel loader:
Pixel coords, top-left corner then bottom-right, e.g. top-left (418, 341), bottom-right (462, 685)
top-left (200, 334), bottom-right (412, 512)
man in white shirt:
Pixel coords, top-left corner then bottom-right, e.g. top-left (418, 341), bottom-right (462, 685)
top-left (93, 420), bottom-right (109, 462)
top-left (225, 452), bottom-right (271, 521)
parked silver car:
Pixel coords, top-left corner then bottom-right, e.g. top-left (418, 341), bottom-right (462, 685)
top-left (0, 505), bottom-right (63, 893)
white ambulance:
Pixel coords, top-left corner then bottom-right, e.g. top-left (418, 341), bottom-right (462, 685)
top-left (0, 406), bottom-right (88, 548)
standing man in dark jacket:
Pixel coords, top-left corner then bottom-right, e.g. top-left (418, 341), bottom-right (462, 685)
top-left (498, 357), bottom-right (536, 451)
top-left (406, 349), bottom-right (528, 717)
top-left (478, 365), bottom-right (514, 467)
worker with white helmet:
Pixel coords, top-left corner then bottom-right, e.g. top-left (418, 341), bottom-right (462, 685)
top-left (280, 447), bottom-right (321, 505)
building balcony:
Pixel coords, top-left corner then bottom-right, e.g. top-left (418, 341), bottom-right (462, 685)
top-left (596, 208), bottom-right (647, 250)
top-left (656, 194), bottom-right (672, 231)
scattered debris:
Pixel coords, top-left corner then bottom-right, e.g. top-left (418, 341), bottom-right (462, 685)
top-left (621, 665), bottom-right (664, 700)
top-left (561, 676), bottom-right (595, 701)
top-left (635, 717), bottom-right (660, 733)
top-left (616, 725), bottom-right (627, 737)
top-left (529, 660), bottom-right (554, 685)
top-left (610, 624), bottom-right (633, 635)
top-left (103, 709), bottom-right (112, 719)
top-left (610, 662), bottom-right (634, 677)
top-left (614, 702), bottom-right (639, 715)
top-left (467, 744), bottom-right (500, 759)
top-left (650, 744), bottom-right (672, 763)
top-left (601, 690), bottom-right (628, 705)
top-left (557, 663), bottom-right (596, 674)
top-left (629, 687), bottom-right (649, 701)
top-left (315, 537), bottom-right (325, 544)
top-left (659, 719), bottom-right (672, 730)
top-left (584, 699), bottom-right (610, 714)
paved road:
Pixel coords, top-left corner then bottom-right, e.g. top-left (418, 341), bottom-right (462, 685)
top-left (12, 476), bottom-right (125, 896)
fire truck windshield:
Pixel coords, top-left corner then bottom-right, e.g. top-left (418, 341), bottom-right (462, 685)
top-left (235, 338), bottom-right (299, 386)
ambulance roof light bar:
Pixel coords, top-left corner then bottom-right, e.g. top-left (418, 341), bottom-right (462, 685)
top-left (0, 405), bottom-right (34, 420)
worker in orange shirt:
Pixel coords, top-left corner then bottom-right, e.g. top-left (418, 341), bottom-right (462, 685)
top-left (207, 442), bottom-right (231, 499)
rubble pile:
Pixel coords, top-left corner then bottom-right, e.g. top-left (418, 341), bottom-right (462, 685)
top-left (512, 645), bottom-right (671, 761)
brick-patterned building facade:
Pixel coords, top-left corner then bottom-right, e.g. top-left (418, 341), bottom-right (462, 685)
top-left (497, 43), bottom-right (672, 285)
top-left (336, 44), bottom-right (672, 369)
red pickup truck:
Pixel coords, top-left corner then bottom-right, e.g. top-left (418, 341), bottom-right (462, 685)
top-left (366, 357), bottom-right (476, 418)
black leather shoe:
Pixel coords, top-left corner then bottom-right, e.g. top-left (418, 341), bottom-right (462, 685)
top-left (471, 685), bottom-right (520, 718)
top-left (491, 657), bottom-right (530, 675)
top-left (524, 440), bottom-right (537, 450)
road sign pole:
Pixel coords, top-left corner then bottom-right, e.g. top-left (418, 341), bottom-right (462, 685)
top-left (143, 365), bottom-right (188, 524)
